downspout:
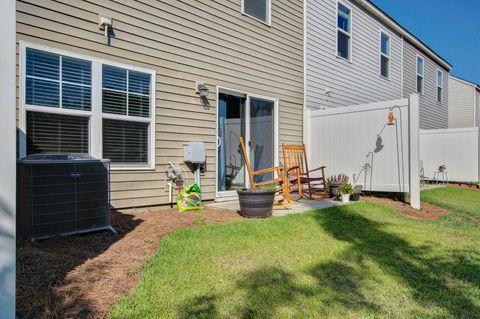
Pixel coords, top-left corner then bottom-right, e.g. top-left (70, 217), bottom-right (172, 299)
top-left (473, 86), bottom-right (476, 127)
top-left (400, 36), bottom-right (404, 98)
top-left (303, 0), bottom-right (309, 147)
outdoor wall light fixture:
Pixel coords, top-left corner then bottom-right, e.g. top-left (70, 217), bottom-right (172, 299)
top-left (196, 83), bottom-right (210, 99)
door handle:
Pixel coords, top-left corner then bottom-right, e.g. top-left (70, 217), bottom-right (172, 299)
top-left (217, 137), bottom-right (222, 148)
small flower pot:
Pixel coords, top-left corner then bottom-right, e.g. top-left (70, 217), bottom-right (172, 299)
top-left (351, 192), bottom-right (361, 201)
top-left (341, 194), bottom-right (350, 203)
top-left (237, 189), bottom-right (275, 218)
top-left (329, 184), bottom-right (340, 197)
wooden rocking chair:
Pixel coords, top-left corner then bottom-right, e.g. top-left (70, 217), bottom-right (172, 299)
top-left (282, 143), bottom-right (328, 200)
top-left (239, 137), bottom-right (294, 209)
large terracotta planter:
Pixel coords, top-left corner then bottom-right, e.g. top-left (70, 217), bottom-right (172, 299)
top-left (237, 189), bottom-right (275, 218)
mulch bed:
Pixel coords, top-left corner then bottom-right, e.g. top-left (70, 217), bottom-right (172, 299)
top-left (363, 196), bottom-right (450, 220)
top-left (452, 183), bottom-right (479, 190)
top-left (17, 207), bottom-right (240, 319)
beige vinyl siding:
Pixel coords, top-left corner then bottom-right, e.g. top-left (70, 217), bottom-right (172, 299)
top-left (16, 0), bottom-right (304, 208)
top-left (306, 0), bottom-right (403, 110)
top-left (448, 76), bottom-right (476, 128)
top-left (402, 40), bottom-right (449, 129)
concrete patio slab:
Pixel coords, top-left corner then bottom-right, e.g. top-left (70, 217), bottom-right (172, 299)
top-left (207, 198), bottom-right (344, 217)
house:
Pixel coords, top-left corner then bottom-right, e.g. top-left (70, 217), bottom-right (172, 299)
top-left (15, 0), bottom-right (304, 208)
top-left (448, 75), bottom-right (480, 128)
top-left (306, 0), bottom-right (452, 129)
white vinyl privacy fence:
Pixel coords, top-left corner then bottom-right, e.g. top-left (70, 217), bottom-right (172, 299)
top-left (306, 94), bottom-right (420, 209)
top-left (420, 127), bottom-right (479, 183)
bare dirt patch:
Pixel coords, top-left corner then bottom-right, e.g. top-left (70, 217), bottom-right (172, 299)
top-left (363, 196), bottom-right (450, 220)
top-left (17, 207), bottom-right (240, 319)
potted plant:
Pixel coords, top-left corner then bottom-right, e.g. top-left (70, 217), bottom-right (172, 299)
top-left (326, 174), bottom-right (349, 198)
top-left (338, 183), bottom-right (354, 203)
top-left (237, 184), bottom-right (276, 218)
top-left (438, 164), bottom-right (447, 172)
top-left (351, 185), bottom-right (363, 201)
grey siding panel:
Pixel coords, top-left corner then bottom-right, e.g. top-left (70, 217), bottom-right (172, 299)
top-left (16, 0), bottom-right (304, 208)
top-left (448, 77), bottom-right (475, 128)
top-left (306, 0), bottom-right (402, 110)
top-left (476, 90), bottom-right (480, 127)
top-left (402, 40), bottom-right (449, 129)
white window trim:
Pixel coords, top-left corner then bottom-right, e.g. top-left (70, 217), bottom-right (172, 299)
top-left (436, 68), bottom-right (443, 103)
top-left (18, 41), bottom-right (156, 171)
top-left (241, 0), bottom-right (272, 26)
top-left (379, 30), bottom-right (391, 80)
top-left (416, 55), bottom-right (425, 95)
top-left (336, 0), bottom-right (353, 62)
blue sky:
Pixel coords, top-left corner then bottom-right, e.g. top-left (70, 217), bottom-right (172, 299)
top-left (372, 0), bottom-right (480, 84)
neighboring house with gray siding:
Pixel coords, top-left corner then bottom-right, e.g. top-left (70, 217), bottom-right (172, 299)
top-left (16, 0), bottom-right (304, 208)
top-left (306, 0), bottom-right (402, 109)
top-left (306, 0), bottom-right (452, 130)
top-left (448, 75), bottom-right (479, 128)
top-left (402, 40), bottom-right (450, 129)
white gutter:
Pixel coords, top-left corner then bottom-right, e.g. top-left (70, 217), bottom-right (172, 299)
top-left (354, 0), bottom-right (452, 71)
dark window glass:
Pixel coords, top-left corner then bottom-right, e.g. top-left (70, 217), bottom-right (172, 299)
top-left (25, 48), bottom-right (91, 110)
top-left (103, 90), bottom-right (127, 115)
top-left (337, 31), bottom-right (350, 59)
top-left (417, 76), bottom-right (423, 94)
top-left (437, 87), bottom-right (442, 102)
top-left (380, 33), bottom-right (389, 55)
top-left (62, 56), bottom-right (91, 85)
top-left (102, 65), bottom-right (150, 117)
top-left (102, 119), bottom-right (149, 164)
top-left (337, 3), bottom-right (351, 33)
top-left (62, 84), bottom-right (91, 110)
top-left (103, 65), bottom-right (127, 91)
top-left (128, 94), bottom-right (151, 117)
top-left (26, 111), bottom-right (89, 155)
top-left (244, 0), bottom-right (267, 22)
top-left (129, 71), bottom-right (151, 95)
top-left (381, 55), bottom-right (389, 78)
top-left (26, 48), bottom-right (59, 80)
top-left (26, 77), bottom-right (60, 107)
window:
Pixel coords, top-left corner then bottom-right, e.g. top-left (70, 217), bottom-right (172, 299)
top-left (26, 112), bottom-right (89, 155)
top-left (416, 56), bottom-right (424, 94)
top-left (337, 1), bottom-right (352, 60)
top-left (437, 69), bottom-right (443, 103)
top-left (103, 119), bottom-right (149, 164)
top-left (21, 44), bottom-right (155, 169)
top-left (380, 32), bottom-right (390, 78)
top-left (242, 0), bottom-right (271, 25)
top-left (26, 47), bottom-right (92, 110)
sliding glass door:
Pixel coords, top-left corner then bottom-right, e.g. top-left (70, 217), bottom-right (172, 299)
top-left (217, 90), bottom-right (277, 196)
top-left (249, 97), bottom-right (275, 183)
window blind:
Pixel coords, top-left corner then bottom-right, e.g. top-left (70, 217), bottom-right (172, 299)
top-left (26, 111), bottom-right (89, 155)
top-left (102, 65), bottom-right (150, 117)
top-left (102, 119), bottom-right (149, 164)
top-left (25, 48), bottom-right (92, 110)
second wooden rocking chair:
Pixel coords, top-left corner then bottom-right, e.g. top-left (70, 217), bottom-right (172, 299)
top-left (282, 143), bottom-right (328, 200)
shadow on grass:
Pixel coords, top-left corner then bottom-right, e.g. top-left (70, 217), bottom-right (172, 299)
top-left (179, 204), bottom-right (480, 318)
top-left (314, 204), bottom-right (480, 318)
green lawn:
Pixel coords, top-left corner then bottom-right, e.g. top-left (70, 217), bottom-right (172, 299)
top-left (111, 188), bottom-right (480, 319)
top-left (421, 186), bottom-right (480, 221)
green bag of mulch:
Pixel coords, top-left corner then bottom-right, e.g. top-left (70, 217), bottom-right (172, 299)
top-left (176, 183), bottom-right (205, 212)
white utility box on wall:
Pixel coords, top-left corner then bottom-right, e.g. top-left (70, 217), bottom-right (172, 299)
top-left (184, 142), bottom-right (206, 164)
